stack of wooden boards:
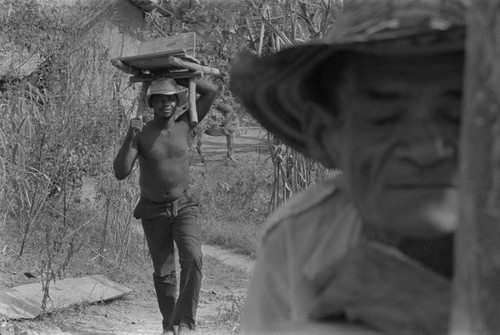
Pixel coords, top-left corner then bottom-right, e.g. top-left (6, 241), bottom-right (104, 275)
top-left (111, 32), bottom-right (220, 125)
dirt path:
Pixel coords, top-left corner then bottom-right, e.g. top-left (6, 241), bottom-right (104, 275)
top-left (107, 244), bottom-right (255, 335)
top-left (189, 126), bottom-right (268, 166)
top-left (201, 245), bottom-right (254, 275)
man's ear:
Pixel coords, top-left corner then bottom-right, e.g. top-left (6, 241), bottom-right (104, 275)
top-left (302, 102), bottom-right (341, 169)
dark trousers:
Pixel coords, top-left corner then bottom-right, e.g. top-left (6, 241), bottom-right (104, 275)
top-left (134, 193), bottom-right (203, 331)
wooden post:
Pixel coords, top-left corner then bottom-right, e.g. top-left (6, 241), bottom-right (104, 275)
top-left (136, 82), bottom-right (150, 121)
top-left (110, 59), bottom-right (141, 76)
top-left (188, 79), bottom-right (198, 127)
top-left (450, 2), bottom-right (500, 334)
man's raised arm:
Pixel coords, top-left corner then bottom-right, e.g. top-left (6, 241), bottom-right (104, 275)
top-left (178, 78), bottom-right (218, 123)
top-left (113, 118), bottom-right (141, 180)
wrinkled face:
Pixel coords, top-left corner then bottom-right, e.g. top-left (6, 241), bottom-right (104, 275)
top-left (322, 53), bottom-right (464, 238)
top-left (151, 94), bottom-right (178, 119)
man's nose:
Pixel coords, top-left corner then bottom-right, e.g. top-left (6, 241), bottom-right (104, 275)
top-left (395, 129), bottom-right (457, 167)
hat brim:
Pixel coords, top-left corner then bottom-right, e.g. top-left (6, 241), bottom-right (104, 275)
top-left (230, 28), bottom-right (465, 164)
top-left (146, 89), bottom-right (189, 108)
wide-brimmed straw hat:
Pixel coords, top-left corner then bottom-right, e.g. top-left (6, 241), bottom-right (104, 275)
top-left (146, 78), bottom-right (188, 108)
top-left (230, 0), bottom-right (467, 167)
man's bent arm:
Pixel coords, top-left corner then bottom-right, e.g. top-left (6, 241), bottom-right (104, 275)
top-left (113, 127), bottom-right (140, 180)
top-left (178, 78), bottom-right (217, 122)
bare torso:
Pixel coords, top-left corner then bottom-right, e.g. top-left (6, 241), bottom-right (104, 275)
top-left (137, 116), bottom-right (190, 202)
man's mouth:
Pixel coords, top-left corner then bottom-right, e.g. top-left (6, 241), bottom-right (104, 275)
top-left (379, 171), bottom-right (457, 189)
top-left (380, 182), bottom-right (457, 191)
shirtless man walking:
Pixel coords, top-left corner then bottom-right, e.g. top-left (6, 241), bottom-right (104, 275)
top-left (114, 77), bottom-right (217, 334)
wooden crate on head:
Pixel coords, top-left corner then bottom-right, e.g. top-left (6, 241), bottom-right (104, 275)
top-left (111, 32), bottom-right (220, 126)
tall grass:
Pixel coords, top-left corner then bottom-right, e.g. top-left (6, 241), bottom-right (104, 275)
top-left (267, 134), bottom-right (340, 212)
top-left (190, 153), bottom-right (273, 258)
top-left (0, 0), bottom-right (142, 310)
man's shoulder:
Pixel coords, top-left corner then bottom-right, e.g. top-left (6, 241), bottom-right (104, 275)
top-left (261, 179), bottom-right (340, 240)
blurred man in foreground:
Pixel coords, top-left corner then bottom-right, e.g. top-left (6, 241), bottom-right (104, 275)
top-left (231, 0), bottom-right (466, 334)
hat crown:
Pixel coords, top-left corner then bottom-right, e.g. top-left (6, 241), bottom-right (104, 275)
top-left (326, 0), bottom-right (467, 44)
top-left (149, 78), bottom-right (181, 96)
top-left (145, 78), bottom-right (188, 108)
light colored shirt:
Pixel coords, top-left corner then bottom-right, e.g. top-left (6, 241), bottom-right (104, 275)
top-left (241, 180), bottom-right (380, 334)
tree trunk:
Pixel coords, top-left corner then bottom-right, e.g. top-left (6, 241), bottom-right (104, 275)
top-left (450, 2), bottom-right (500, 334)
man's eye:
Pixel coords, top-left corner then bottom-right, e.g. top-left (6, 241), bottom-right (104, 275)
top-left (367, 89), bottom-right (404, 101)
top-left (370, 115), bottom-right (400, 126)
top-left (362, 108), bottom-right (401, 126)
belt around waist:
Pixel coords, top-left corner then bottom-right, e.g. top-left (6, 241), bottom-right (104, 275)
top-left (140, 194), bottom-right (187, 205)
top-left (140, 194), bottom-right (186, 216)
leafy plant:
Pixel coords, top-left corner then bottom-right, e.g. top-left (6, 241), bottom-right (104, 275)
top-left (0, 0), bottom-right (135, 311)
top-left (216, 292), bottom-right (244, 333)
top-left (244, 1), bottom-right (342, 209)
